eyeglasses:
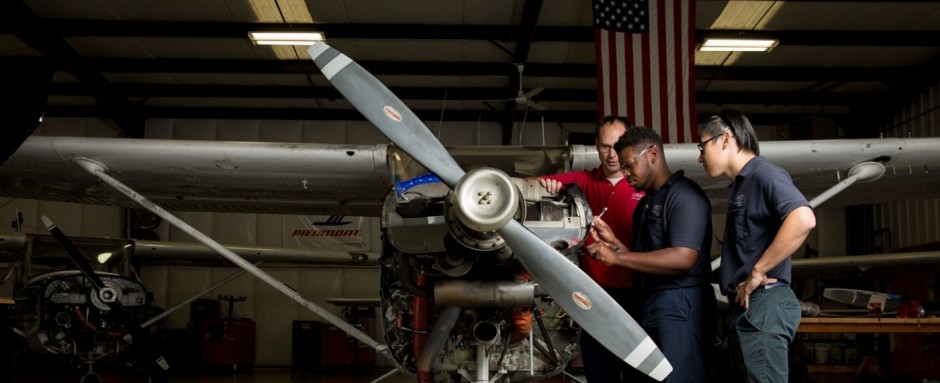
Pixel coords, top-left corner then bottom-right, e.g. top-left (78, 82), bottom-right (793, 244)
top-left (619, 145), bottom-right (653, 173)
top-left (697, 134), bottom-right (722, 153)
top-left (597, 144), bottom-right (615, 153)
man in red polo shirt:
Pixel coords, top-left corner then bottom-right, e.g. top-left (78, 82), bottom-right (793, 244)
top-left (539, 116), bottom-right (643, 382)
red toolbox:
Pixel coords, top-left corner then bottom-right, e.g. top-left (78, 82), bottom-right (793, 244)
top-left (318, 323), bottom-right (357, 369)
top-left (202, 318), bottom-right (256, 370)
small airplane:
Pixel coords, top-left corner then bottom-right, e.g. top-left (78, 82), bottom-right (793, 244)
top-left (821, 287), bottom-right (940, 318)
top-left (2, 41), bottom-right (940, 382)
top-left (0, 225), bottom-right (380, 382)
top-left (3, 218), bottom-right (171, 383)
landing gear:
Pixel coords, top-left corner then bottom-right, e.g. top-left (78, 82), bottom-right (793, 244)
top-left (79, 365), bottom-right (100, 383)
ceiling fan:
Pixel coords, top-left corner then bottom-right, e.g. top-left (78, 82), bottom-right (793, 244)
top-left (492, 63), bottom-right (547, 111)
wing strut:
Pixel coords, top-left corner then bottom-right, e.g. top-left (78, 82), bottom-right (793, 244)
top-left (70, 157), bottom-right (390, 357)
top-left (808, 162), bottom-right (885, 208)
top-left (141, 262), bottom-right (259, 329)
top-left (711, 161), bottom-right (886, 272)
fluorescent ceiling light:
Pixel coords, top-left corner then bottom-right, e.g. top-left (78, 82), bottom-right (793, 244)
top-left (248, 31), bottom-right (324, 46)
top-left (699, 38), bottom-right (778, 52)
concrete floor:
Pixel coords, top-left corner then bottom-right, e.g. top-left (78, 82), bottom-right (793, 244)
top-left (10, 368), bottom-right (582, 383)
top-left (11, 365), bottom-right (925, 383)
top-left (14, 369), bottom-right (412, 383)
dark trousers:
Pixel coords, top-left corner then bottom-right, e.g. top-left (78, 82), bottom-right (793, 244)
top-left (580, 287), bottom-right (641, 383)
top-left (639, 284), bottom-right (716, 383)
top-left (727, 285), bottom-right (801, 383)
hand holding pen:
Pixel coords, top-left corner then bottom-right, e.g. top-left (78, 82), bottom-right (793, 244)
top-left (590, 207), bottom-right (624, 252)
top-left (588, 207), bottom-right (607, 241)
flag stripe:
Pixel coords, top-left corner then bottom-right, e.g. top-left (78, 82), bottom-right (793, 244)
top-left (624, 32), bottom-right (635, 122)
top-left (685, 0), bottom-right (697, 143)
top-left (655, 0), bottom-right (669, 142)
top-left (641, 34), bottom-right (653, 134)
top-left (671, 0), bottom-right (683, 143)
top-left (597, 28), bottom-right (609, 118)
top-left (594, 0), bottom-right (696, 143)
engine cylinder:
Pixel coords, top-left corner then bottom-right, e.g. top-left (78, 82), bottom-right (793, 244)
top-left (434, 280), bottom-right (538, 308)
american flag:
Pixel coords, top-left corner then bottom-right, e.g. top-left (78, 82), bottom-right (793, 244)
top-left (593, 0), bottom-right (697, 143)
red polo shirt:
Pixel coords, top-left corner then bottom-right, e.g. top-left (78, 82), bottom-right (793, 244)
top-left (542, 168), bottom-right (643, 289)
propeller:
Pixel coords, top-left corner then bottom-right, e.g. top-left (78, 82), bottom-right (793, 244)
top-left (307, 42), bottom-right (672, 381)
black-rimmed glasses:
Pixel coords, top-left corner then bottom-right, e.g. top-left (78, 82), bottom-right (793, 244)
top-left (697, 134), bottom-right (722, 153)
top-left (619, 145), bottom-right (653, 173)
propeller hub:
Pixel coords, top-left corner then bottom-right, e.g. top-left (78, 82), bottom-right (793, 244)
top-left (450, 168), bottom-right (520, 232)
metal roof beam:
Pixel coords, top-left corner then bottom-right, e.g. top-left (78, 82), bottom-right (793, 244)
top-left (0, 1), bottom-right (143, 137)
top-left (49, 83), bottom-right (886, 107)
top-left (4, 57), bottom-right (930, 82)
top-left (5, 19), bottom-right (940, 47)
top-left (42, 105), bottom-right (852, 127)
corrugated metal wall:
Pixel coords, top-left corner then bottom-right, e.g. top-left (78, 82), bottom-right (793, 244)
top-left (874, 199), bottom-right (940, 251)
top-left (886, 82), bottom-right (939, 139)
top-left (876, 81), bottom-right (940, 250)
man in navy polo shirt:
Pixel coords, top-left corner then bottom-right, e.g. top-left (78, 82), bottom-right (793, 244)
top-left (588, 126), bottom-right (715, 383)
top-left (698, 109), bottom-right (816, 383)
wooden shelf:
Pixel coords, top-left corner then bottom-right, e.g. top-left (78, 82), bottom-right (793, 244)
top-left (806, 364), bottom-right (856, 374)
top-left (798, 317), bottom-right (940, 333)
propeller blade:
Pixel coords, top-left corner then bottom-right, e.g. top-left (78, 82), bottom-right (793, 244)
top-left (307, 42), bottom-right (672, 381)
top-left (498, 220), bottom-right (671, 380)
top-left (306, 43), bottom-right (465, 188)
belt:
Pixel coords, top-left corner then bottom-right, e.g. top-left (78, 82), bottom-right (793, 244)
top-left (757, 281), bottom-right (788, 291)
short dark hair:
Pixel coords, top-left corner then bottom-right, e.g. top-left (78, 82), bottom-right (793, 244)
top-left (595, 115), bottom-right (634, 135)
top-left (614, 126), bottom-right (662, 155)
top-left (701, 109), bottom-right (760, 155)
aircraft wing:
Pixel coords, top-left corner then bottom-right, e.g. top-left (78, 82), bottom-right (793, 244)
top-left (0, 136), bottom-right (572, 217)
top-left (2, 136), bottom-right (939, 215)
top-left (0, 136), bottom-right (392, 216)
top-left (656, 138), bottom-right (940, 212)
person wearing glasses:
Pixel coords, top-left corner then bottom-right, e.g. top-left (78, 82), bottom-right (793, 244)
top-left (537, 115), bottom-right (644, 383)
top-left (699, 109), bottom-right (816, 383)
top-left (588, 126), bottom-right (715, 383)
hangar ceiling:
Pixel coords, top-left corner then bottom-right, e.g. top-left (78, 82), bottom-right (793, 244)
top-left (1, 0), bottom-right (939, 142)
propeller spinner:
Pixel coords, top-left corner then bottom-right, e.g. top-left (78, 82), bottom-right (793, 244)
top-left (307, 42), bottom-right (672, 381)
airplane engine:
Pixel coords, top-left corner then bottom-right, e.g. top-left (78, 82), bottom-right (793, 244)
top-left (15, 270), bottom-right (150, 358)
top-left (381, 172), bottom-right (590, 381)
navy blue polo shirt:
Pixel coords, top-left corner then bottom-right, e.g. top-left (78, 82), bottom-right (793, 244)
top-left (632, 170), bottom-right (713, 291)
top-left (719, 156), bottom-right (810, 296)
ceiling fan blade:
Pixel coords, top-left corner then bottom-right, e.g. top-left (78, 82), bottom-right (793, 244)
top-left (521, 87), bottom-right (545, 100)
top-left (497, 220), bottom-right (671, 380)
top-left (306, 43), bottom-right (465, 188)
top-left (307, 42), bottom-right (671, 381)
top-left (525, 100), bottom-right (548, 111)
